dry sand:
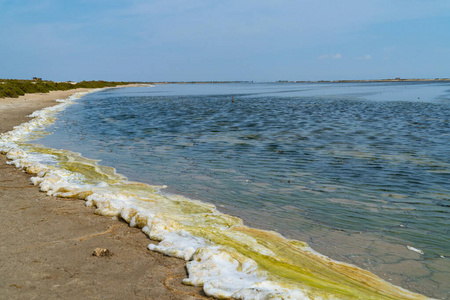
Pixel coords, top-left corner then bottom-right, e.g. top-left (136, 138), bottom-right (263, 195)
top-left (0, 90), bottom-right (210, 299)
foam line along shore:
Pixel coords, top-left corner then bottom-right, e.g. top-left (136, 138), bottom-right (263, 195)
top-left (0, 87), bottom-right (434, 299)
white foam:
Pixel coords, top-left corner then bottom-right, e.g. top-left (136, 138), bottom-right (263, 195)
top-left (0, 92), bottom-right (88, 151)
top-left (183, 246), bottom-right (311, 299)
top-left (407, 245), bottom-right (424, 255)
top-left (184, 246), bottom-right (263, 296)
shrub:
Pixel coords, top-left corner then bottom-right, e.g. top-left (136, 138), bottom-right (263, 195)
top-left (0, 79), bottom-right (134, 98)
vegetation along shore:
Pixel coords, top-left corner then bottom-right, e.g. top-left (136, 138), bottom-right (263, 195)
top-left (0, 79), bottom-right (137, 99)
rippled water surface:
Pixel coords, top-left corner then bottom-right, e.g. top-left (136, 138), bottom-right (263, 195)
top-left (36, 82), bottom-right (450, 298)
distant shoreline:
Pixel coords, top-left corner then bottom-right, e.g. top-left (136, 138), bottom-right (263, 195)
top-left (2, 78), bottom-right (449, 97)
top-left (277, 78), bottom-right (450, 84)
top-left (137, 78), bottom-right (450, 84)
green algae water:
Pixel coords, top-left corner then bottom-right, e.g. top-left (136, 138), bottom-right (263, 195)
top-left (17, 82), bottom-right (450, 298)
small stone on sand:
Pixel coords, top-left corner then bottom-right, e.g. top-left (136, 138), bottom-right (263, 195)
top-left (93, 248), bottom-right (112, 257)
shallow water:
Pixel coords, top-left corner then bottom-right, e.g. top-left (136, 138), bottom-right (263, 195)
top-left (29, 82), bottom-right (450, 298)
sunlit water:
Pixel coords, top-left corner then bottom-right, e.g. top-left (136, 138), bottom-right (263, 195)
top-left (35, 82), bottom-right (449, 298)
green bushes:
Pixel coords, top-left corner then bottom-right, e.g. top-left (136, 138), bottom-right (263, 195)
top-left (0, 79), bottom-right (134, 98)
top-left (0, 84), bottom-right (24, 98)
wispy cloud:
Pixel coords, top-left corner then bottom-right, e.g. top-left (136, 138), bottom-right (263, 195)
top-left (356, 54), bottom-right (372, 60)
top-left (319, 53), bottom-right (342, 60)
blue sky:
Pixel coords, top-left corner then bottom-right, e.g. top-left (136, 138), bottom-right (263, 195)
top-left (0, 0), bottom-right (449, 82)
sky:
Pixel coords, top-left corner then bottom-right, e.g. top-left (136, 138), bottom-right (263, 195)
top-left (0, 0), bottom-right (449, 82)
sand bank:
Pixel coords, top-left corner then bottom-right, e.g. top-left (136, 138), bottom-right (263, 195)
top-left (0, 90), bottom-right (209, 299)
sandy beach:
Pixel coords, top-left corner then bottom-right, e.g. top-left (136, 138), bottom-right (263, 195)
top-left (0, 90), bottom-right (209, 299)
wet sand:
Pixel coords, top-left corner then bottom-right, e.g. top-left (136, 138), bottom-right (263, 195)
top-left (0, 90), bottom-right (209, 299)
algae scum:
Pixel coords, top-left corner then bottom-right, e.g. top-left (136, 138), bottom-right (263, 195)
top-left (2, 82), bottom-right (449, 299)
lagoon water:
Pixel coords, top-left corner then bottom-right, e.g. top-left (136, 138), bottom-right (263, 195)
top-left (31, 82), bottom-right (450, 298)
